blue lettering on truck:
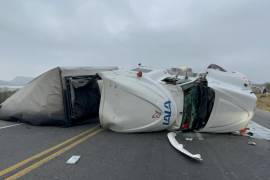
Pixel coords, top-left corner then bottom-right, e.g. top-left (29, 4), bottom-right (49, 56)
top-left (163, 100), bottom-right (172, 125)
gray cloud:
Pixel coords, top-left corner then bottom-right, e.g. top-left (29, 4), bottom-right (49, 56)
top-left (0, 0), bottom-right (269, 83)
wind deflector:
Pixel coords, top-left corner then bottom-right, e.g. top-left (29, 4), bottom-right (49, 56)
top-left (207, 64), bottom-right (226, 72)
top-left (64, 75), bottom-right (101, 125)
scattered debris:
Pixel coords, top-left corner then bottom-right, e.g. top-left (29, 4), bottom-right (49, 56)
top-left (167, 132), bottom-right (203, 161)
top-left (234, 121), bottom-right (270, 141)
top-left (233, 127), bottom-right (254, 138)
top-left (248, 121), bottom-right (270, 140)
top-left (248, 141), bottom-right (256, 146)
top-left (195, 132), bottom-right (205, 141)
top-left (185, 137), bottom-right (193, 141)
top-left (239, 128), bottom-right (249, 136)
top-left (247, 132), bottom-right (254, 136)
top-left (66, 155), bottom-right (81, 164)
top-left (182, 132), bottom-right (205, 141)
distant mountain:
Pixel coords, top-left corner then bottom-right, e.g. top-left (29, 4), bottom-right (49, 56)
top-left (0, 80), bottom-right (8, 85)
top-left (9, 76), bottom-right (33, 85)
top-left (0, 76), bottom-right (33, 86)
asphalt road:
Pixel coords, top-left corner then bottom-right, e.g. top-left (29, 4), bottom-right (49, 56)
top-left (0, 110), bottom-right (269, 180)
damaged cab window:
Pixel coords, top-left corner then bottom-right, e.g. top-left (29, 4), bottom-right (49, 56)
top-left (180, 78), bottom-right (215, 131)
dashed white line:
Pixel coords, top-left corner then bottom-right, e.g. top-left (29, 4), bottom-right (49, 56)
top-left (0, 123), bottom-right (23, 130)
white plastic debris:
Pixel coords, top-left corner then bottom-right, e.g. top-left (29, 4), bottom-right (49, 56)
top-left (167, 132), bottom-right (203, 161)
top-left (195, 132), bottom-right (204, 141)
top-left (185, 137), bottom-right (193, 141)
top-left (66, 155), bottom-right (81, 164)
top-left (248, 141), bottom-right (256, 146)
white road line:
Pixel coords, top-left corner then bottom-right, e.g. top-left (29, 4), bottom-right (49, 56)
top-left (0, 123), bottom-right (23, 130)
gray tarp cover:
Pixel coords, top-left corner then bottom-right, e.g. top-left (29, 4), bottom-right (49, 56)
top-left (0, 66), bottom-right (117, 125)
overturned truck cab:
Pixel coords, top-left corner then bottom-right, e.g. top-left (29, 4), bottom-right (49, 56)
top-left (98, 67), bottom-right (256, 133)
top-left (98, 69), bottom-right (215, 133)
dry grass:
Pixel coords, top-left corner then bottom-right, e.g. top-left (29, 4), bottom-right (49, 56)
top-left (256, 94), bottom-right (270, 112)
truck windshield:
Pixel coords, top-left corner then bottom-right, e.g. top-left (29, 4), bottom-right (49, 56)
top-left (180, 79), bottom-right (215, 131)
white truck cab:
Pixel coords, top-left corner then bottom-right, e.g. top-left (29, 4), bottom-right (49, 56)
top-left (98, 66), bottom-right (257, 133)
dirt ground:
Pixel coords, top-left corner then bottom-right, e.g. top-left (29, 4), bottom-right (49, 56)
top-left (256, 93), bottom-right (270, 112)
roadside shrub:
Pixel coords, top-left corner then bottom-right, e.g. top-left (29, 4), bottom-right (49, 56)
top-left (0, 88), bottom-right (16, 104)
top-left (265, 83), bottom-right (270, 92)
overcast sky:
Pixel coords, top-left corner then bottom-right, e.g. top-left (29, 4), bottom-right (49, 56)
top-left (0, 0), bottom-right (269, 83)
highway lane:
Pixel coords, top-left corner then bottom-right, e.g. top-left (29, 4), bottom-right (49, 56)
top-left (0, 123), bottom-right (98, 173)
top-left (0, 110), bottom-right (269, 180)
top-left (253, 109), bottom-right (270, 129)
top-left (22, 129), bottom-right (270, 180)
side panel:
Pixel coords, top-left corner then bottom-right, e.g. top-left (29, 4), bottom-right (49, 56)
top-left (0, 68), bottom-right (65, 125)
top-left (163, 84), bottom-right (184, 130)
top-left (99, 71), bottom-right (177, 132)
top-left (201, 84), bottom-right (257, 133)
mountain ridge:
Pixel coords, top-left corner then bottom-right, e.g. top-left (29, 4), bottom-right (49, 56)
top-left (0, 76), bottom-right (33, 86)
